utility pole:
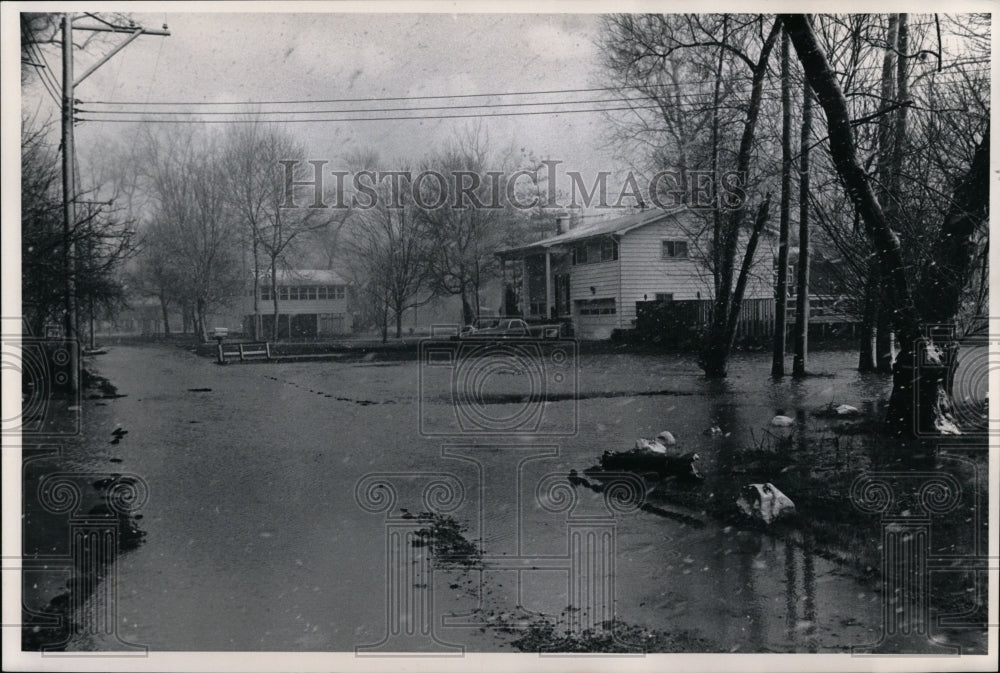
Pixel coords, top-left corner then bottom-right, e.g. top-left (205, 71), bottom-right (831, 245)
top-left (61, 14), bottom-right (78, 391)
top-left (793, 84), bottom-right (812, 377)
top-left (771, 27), bottom-right (792, 378)
top-left (58, 12), bottom-right (169, 391)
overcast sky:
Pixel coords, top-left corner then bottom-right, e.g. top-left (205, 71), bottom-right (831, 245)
top-left (24, 11), bottom-right (629, 182)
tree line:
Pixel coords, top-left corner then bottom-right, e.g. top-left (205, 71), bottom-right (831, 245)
top-left (22, 105), bottom-right (553, 344)
top-left (597, 12), bottom-right (989, 435)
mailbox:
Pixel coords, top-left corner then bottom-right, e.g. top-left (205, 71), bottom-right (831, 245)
top-left (213, 327), bottom-right (228, 365)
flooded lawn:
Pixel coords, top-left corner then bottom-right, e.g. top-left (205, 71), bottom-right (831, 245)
top-left (21, 343), bottom-right (988, 653)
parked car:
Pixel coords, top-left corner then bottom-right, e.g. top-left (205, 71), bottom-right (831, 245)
top-left (458, 317), bottom-right (562, 340)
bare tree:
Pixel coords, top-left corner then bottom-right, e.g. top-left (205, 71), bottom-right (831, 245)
top-left (781, 13), bottom-right (989, 436)
top-left (139, 125), bottom-right (243, 342)
top-left (699, 17), bottom-right (781, 377)
top-left (224, 123), bottom-right (340, 340)
top-left (771, 27), bottom-right (793, 377)
top-left (21, 118), bottom-right (136, 338)
top-left (599, 14), bottom-right (782, 377)
top-left (342, 155), bottom-right (433, 341)
top-left (792, 83), bottom-right (812, 377)
top-left (416, 128), bottom-right (512, 324)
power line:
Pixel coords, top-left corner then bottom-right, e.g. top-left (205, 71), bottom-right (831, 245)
top-left (78, 102), bottom-right (673, 124)
top-left (23, 39), bottom-right (61, 106)
top-left (76, 70), bottom-right (985, 123)
top-left (79, 94), bottom-right (673, 116)
top-left (80, 58), bottom-right (985, 109)
top-left (83, 85), bottom-right (677, 106)
top-left (29, 41), bottom-right (64, 103)
top-left (77, 79), bottom-right (983, 125)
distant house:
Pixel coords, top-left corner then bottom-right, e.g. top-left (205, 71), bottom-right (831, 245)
top-left (101, 296), bottom-right (178, 336)
top-left (243, 269), bottom-right (353, 339)
top-left (496, 209), bottom-right (775, 340)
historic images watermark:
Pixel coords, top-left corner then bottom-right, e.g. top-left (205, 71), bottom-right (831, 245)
top-left (417, 331), bottom-right (578, 437)
top-left (21, 469), bottom-right (149, 654)
top-left (1, 318), bottom-right (80, 438)
top-left (846, 318), bottom-right (994, 656)
top-left (912, 317), bottom-right (996, 439)
top-left (278, 159), bottom-right (748, 212)
top-left (354, 333), bottom-right (649, 655)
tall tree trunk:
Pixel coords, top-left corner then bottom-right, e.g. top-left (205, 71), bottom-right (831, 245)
top-left (196, 298), bottom-right (208, 343)
top-left (381, 295), bottom-right (390, 343)
top-left (251, 237), bottom-right (261, 340)
top-left (701, 18), bottom-right (780, 377)
top-left (858, 270), bottom-right (878, 372)
top-left (792, 83), bottom-right (811, 377)
top-left (472, 260), bottom-right (482, 319)
top-left (89, 296), bottom-right (96, 349)
top-left (710, 16), bottom-right (728, 298)
top-left (725, 196), bottom-right (773, 340)
top-left (782, 13), bottom-right (989, 436)
top-left (866, 13), bottom-right (898, 374)
top-left (772, 27), bottom-right (792, 378)
top-left (159, 290), bottom-right (171, 335)
top-left (876, 14), bottom-right (909, 375)
top-left (875, 307), bottom-right (894, 373)
top-left (460, 279), bottom-right (473, 325)
top-left (270, 257), bottom-right (279, 341)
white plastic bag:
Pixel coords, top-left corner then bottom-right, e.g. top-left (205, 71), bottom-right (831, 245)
top-left (736, 483), bottom-right (795, 524)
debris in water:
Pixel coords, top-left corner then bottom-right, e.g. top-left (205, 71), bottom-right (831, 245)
top-left (736, 483), bottom-right (795, 524)
top-left (600, 448), bottom-right (704, 481)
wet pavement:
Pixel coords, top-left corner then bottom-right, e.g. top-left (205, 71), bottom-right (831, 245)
top-left (20, 343), bottom-right (988, 653)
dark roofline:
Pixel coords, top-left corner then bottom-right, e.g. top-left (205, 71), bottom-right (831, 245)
top-left (496, 209), bottom-right (681, 259)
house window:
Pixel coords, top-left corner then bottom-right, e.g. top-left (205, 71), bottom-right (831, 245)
top-left (332, 286), bottom-right (345, 300)
top-left (662, 240), bottom-right (689, 259)
top-left (307, 287), bottom-right (317, 300)
top-left (260, 286), bottom-right (272, 301)
top-left (279, 286), bottom-right (289, 301)
top-left (601, 238), bottom-right (619, 262)
top-left (576, 298), bottom-right (616, 316)
top-left (573, 239), bottom-right (619, 265)
top-left (655, 293), bottom-right (673, 302)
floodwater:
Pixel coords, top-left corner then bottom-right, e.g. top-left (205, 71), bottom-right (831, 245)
top-left (20, 343), bottom-right (987, 653)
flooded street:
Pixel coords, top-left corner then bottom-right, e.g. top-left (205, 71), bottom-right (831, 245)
top-left (22, 343), bottom-right (986, 653)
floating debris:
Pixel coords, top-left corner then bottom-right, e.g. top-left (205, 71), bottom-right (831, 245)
top-left (736, 483), bottom-right (795, 524)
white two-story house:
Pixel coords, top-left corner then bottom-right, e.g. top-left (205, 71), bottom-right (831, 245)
top-left (241, 269), bottom-right (353, 339)
top-left (496, 208), bottom-right (775, 340)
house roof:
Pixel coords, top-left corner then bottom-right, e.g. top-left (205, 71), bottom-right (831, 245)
top-left (267, 269), bottom-right (348, 285)
top-left (496, 208), bottom-right (682, 258)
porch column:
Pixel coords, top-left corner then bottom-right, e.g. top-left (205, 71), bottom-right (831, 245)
top-left (521, 258), bottom-right (530, 318)
top-left (498, 258), bottom-right (506, 316)
top-left (545, 251), bottom-right (553, 320)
